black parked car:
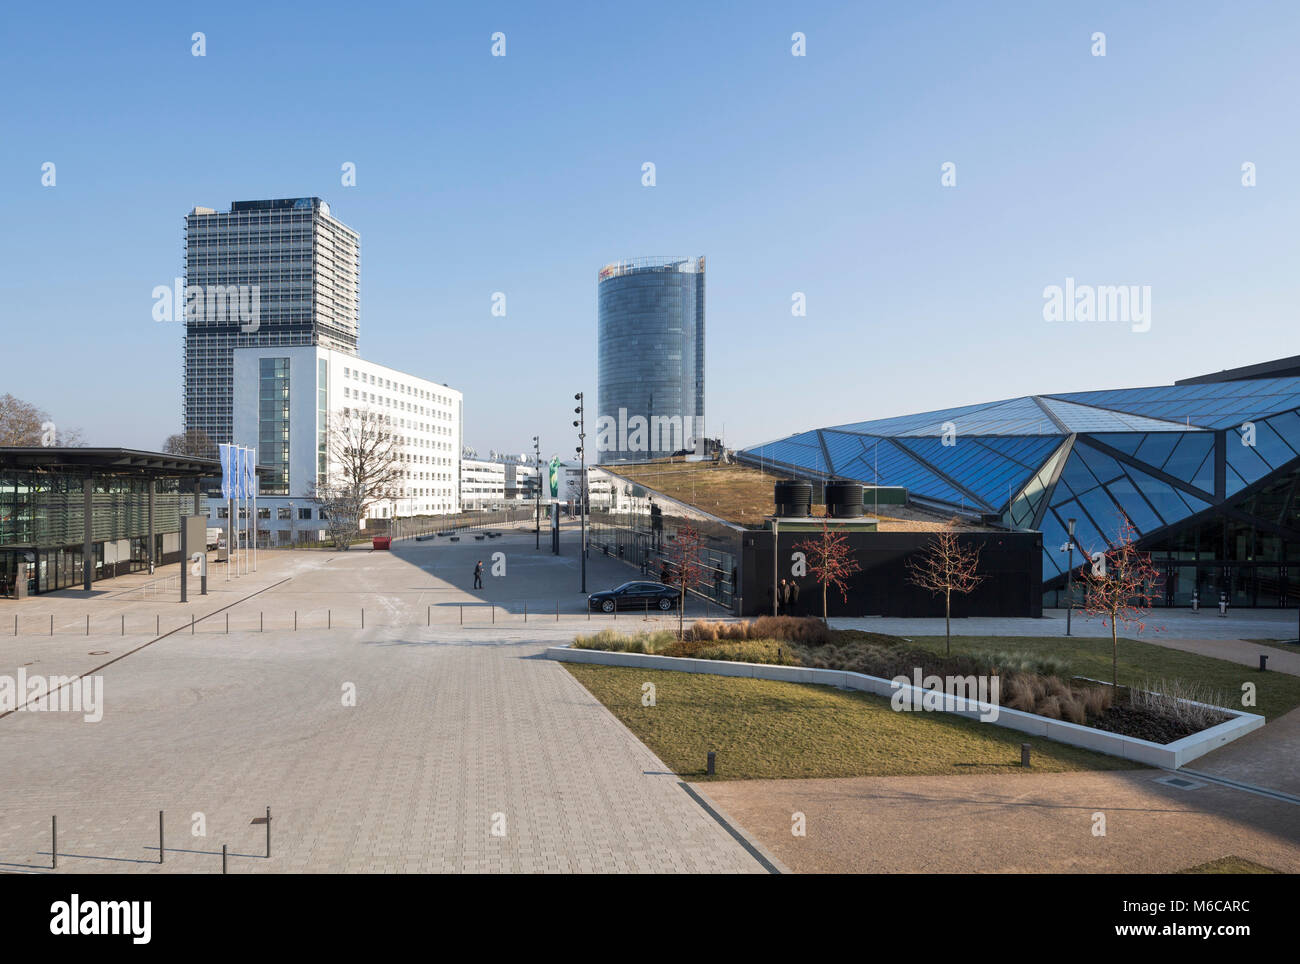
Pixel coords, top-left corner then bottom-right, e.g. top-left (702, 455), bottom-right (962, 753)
top-left (588, 581), bottom-right (680, 613)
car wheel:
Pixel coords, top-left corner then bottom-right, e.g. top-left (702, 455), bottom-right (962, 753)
top-left (601, 599), bottom-right (615, 613)
top-left (658, 596), bottom-right (673, 611)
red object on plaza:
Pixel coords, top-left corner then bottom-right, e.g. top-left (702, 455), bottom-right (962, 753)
top-left (372, 537), bottom-right (391, 550)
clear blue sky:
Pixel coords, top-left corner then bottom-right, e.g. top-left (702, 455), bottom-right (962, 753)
top-left (3, 0), bottom-right (1297, 459)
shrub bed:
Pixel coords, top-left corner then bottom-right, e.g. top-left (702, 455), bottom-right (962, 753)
top-left (570, 618), bottom-right (1238, 744)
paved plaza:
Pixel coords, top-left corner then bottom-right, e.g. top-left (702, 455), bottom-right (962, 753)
top-left (0, 531), bottom-right (766, 873)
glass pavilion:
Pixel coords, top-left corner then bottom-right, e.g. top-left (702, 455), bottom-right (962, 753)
top-left (741, 376), bottom-right (1300, 608)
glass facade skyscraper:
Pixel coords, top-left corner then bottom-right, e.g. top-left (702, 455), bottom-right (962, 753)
top-left (596, 256), bottom-right (705, 464)
top-left (184, 197), bottom-right (359, 447)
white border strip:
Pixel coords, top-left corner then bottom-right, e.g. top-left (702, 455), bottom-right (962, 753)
top-left (549, 647), bottom-right (1264, 768)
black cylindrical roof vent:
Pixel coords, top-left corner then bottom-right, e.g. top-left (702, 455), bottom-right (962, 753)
top-left (825, 480), bottom-right (865, 518)
top-left (774, 480), bottom-right (812, 517)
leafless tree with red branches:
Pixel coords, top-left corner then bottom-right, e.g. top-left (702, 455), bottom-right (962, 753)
top-left (1078, 515), bottom-right (1162, 690)
top-left (907, 519), bottom-right (985, 655)
top-left (667, 524), bottom-right (705, 638)
top-left (794, 521), bottom-right (862, 623)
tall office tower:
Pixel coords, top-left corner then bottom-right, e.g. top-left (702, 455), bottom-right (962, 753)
top-left (596, 256), bottom-right (705, 464)
top-left (184, 197), bottom-right (360, 446)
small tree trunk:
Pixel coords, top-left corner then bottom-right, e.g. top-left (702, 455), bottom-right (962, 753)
top-left (679, 575), bottom-right (686, 639)
top-left (1112, 620), bottom-right (1119, 691)
top-left (945, 588), bottom-right (951, 656)
top-left (822, 583), bottom-right (828, 623)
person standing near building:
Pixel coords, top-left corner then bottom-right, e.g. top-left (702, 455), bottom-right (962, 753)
top-left (789, 579), bottom-right (801, 617)
top-left (473, 560), bottom-right (484, 589)
top-left (778, 578), bottom-right (789, 615)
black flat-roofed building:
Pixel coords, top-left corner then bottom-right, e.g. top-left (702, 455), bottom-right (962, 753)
top-left (0, 448), bottom-right (216, 597)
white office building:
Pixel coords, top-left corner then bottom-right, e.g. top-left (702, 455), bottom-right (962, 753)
top-left (460, 457), bottom-right (540, 509)
top-left (184, 198), bottom-right (360, 447)
top-left (214, 345), bottom-right (462, 544)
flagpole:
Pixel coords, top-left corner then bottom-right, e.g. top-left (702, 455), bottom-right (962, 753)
top-left (243, 446), bottom-right (250, 577)
top-left (221, 443), bottom-right (231, 583)
top-left (252, 446), bottom-right (258, 571)
top-left (237, 446), bottom-right (244, 577)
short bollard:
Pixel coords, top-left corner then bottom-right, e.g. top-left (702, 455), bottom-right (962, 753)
top-left (50, 614), bottom-right (53, 636)
top-left (86, 614), bottom-right (89, 636)
top-left (362, 608), bottom-right (365, 629)
top-left (427, 606), bottom-right (430, 627)
top-left (121, 614), bottom-right (125, 636)
top-left (156, 614), bottom-right (160, 635)
top-left (328, 609), bottom-right (331, 629)
top-left (524, 602), bottom-right (527, 623)
top-left (191, 614), bottom-right (195, 634)
top-left (294, 611), bottom-right (298, 631)
top-left (1021, 744), bottom-right (1032, 768)
top-left (51, 815), bottom-right (57, 869)
top-left (159, 810), bottom-right (165, 864)
top-left (491, 604), bottom-right (495, 625)
top-left (460, 604), bottom-right (463, 625)
top-left (222, 844), bottom-right (227, 874)
top-left (1260, 654), bottom-right (1269, 671)
top-left (706, 751), bottom-right (716, 776)
top-left (226, 613), bottom-right (229, 634)
top-left (260, 611), bottom-right (264, 632)
top-left (556, 601), bottom-right (559, 622)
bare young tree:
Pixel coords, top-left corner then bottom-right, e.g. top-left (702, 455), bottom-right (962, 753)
top-left (162, 428), bottom-right (217, 459)
top-left (309, 406), bottom-right (402, 548)
top-left (907, 519), bottom-right (985, 654)
top-left (1078, 515), bottom-right (1162, 691)
top-left (667, 524), bottom-right (705, 638)
top-left (0, 394), bottom-right (85, 446)
top-left (794, 520), bottom-right (863, 623)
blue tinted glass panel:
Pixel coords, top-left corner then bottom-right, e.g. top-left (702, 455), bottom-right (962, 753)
top-left (1079, 486), bottom-right (1128, 539)
top-left (821, 430), bottom-right (868, 473)
top-left (1072, 442), bottom-right (1124, 485)
top-left (1247, 421), bottom-right (1298, 471)
top-left (1040, 512), bottom-right (1067, 579)
top-left (1100, 433), bottom-right (1145, 455)
top-left (1134, 433), bottom-right (1179, 467)
top-left (1163, 434), bottom-right (1214, 479)
top-left (1058, 452), bottom-right (1101, 499)
top-left (1190, 448), bottom-right (1215, 494)
top-left (1226, 438), bottom-right (1271, 488)
top-left (1052, 500), bottom-right (1109, 557)
top-left (1102, 475), bottom-right (1162, 534)
top-left (1264, 410), bottom-right (1300, 453)
top-left (1226, 464), bottom-right (1248, 497)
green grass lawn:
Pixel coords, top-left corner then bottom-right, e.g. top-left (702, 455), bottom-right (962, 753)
top-left (1178, 856), bottom-right (1281, 874)
top-left (564, 663), bottom-right (1141, 781)
top-left (901, 635), bottom-right (1300, 721)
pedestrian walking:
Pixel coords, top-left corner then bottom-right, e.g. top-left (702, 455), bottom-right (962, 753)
top-left (473, 560), bottom-right (484, 589)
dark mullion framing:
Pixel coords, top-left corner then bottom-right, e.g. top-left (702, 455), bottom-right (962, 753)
top-left (1079, 433), bottom-right (1217, 503)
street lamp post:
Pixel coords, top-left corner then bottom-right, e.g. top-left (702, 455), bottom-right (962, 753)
top-left (1065, 517), bottom-right (1077, 636)
top-left (574, 393), bottom-right (587, 594)
top-left (533, 435), bottom-right (541, 551)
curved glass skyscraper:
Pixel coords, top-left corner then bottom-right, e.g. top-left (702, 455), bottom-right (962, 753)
top-left (596, 256), bottom-right (705, 464)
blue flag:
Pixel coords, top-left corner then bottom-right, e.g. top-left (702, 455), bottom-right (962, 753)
top-left (219, 444), bottom-right (234, 499)
top-left (244, 446), bottom-right (256, 497)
